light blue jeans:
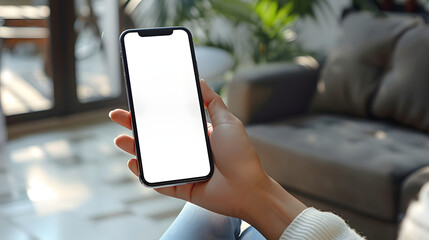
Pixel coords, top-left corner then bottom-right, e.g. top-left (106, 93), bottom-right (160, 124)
top-left (161, 202), bottom-right (266, 240)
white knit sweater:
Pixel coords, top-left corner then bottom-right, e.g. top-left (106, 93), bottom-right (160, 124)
top-left (280, 208), bottom-right (364, 240)
top-left (280, 183), bottom-right (429, 240)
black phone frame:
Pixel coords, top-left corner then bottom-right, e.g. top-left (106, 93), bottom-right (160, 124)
top-left (119, 27), bottom-right (214, 188)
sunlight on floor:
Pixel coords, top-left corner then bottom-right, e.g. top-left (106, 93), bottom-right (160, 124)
top-left (0, 69), bottom-right (51, 115)
top-left (0, 120), bottom-right (185, 240)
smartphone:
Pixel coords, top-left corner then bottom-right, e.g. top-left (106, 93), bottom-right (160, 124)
top-left (120, 27), bottom-right (214, 188)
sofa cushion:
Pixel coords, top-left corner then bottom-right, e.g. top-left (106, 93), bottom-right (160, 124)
top-left (312, 12), bottom-right (422, 117)
top-left (247, 115), bottom-right (429, 221)
top-left (372, 26), bottom-right (429, 131)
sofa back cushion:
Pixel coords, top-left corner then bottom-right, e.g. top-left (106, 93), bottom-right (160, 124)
top-left (312, 12), bottom-right (423, 117)
top-left (372, 26), bottom-right (429, 131)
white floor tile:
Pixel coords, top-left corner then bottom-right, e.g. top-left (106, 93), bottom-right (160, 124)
top-left (0, 217), bottom-right (32, 240)
top-left (0, 200), bottom-right (35, 218)
top-left (1, 121), bottom-right (186, 239)
top-left (73, 198), bottom-right (128, 220)
top-left (11, 212), bottom-right (96, 240)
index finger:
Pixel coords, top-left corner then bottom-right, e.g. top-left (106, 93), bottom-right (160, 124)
top-left (200, 79), bottom-right (238, 127)
top-left (109, 109), bottom-right (132, 130)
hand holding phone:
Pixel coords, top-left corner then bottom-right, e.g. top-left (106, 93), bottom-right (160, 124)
top-left (116, 26), bottom-right (307, 240)
top-left (110, 80), bottom-right (307, 240)
top-left (110, 79), bottom-right (268, 219)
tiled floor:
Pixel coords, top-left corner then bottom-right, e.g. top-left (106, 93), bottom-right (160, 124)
top-left (0, 120), bottom-right (185, 240)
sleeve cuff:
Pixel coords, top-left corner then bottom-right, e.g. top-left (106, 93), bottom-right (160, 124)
top-left (280, 207), bottom-right (364, 240)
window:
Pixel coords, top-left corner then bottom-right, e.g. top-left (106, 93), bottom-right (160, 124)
top-left (1, 0), bottom-right (126, 125)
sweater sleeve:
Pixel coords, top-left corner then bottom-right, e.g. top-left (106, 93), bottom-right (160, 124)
top-left (280, 208), bottom-right (365, 240)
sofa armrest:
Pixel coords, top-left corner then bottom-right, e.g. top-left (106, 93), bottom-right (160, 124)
top-left (400, 166), bottom-right (429, 216)
top-left (227, 63), bottom-right (320, 125)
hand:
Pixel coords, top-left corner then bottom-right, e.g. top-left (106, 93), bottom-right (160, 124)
top-left (110, 79), bottom-right (266, 217)
top-left (110, 80), bottom-right (306, 240)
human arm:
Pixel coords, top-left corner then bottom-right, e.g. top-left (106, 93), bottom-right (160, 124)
top-left (109, 79), bottom-right (362, 240)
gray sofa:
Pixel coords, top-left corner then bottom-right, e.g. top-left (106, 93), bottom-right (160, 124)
top-left (227, 12), bottom-right (429, 239)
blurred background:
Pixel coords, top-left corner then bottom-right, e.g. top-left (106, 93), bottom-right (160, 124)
top-left (0, 0), bottom-right (428, 239)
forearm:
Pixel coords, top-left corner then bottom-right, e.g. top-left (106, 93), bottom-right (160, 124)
top-left (241, 176), bottom-right (307, 240)
top-left (241, 176), bottom-right (365, 240)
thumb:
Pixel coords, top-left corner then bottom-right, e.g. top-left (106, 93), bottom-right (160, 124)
top-left (200, 79), bottom-right (237, 127)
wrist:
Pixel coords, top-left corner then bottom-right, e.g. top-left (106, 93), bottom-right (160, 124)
top-left (240, 176), bottom-right (307, 240)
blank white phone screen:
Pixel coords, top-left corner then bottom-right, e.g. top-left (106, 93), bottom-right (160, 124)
top-left (123, 29), bottom-right (211, 184)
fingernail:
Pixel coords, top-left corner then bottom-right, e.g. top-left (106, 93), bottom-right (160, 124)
top-left (108, 111), bottom-right (113, 118)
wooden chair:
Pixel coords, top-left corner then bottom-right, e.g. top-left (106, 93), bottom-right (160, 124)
top-left (0, 4), bottom-right (50, 76)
